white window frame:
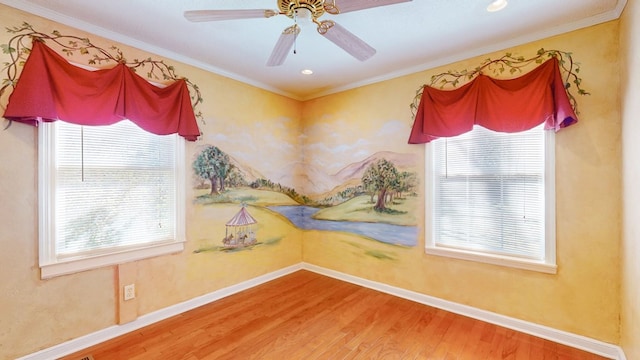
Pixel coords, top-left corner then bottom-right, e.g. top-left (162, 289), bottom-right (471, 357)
top-left (38, 121), bottom-right (186, 279)
top-left (425, 127), bottom-right (557, 274)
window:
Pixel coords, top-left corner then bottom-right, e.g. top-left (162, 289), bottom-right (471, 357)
top-left (39, 120), bottom-right (185, 278)
top-left (425, 124), bottom-right (556, 273)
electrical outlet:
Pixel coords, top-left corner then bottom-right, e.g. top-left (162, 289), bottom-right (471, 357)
top-left (123, 284), bottom-right (135, 301)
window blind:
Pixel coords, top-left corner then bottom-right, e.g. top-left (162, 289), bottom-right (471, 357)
top-left (431, 125), bottom-right (546, 260)
top-left (53, 120), bottom-right (177, 258)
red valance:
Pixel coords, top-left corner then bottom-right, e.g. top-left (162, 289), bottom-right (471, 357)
top-left (408, 57), bottom-right (578, 144)
top-left (3, 41), bottom-right (200, 141)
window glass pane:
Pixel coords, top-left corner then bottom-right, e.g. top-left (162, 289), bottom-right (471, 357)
top-left (431, 125), bottom-right (545, 260)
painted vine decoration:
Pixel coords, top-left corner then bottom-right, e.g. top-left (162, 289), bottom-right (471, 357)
top-left (0, 22), bottom-right (204, 127)
top-left (410, 49), bottom-right (589, 118)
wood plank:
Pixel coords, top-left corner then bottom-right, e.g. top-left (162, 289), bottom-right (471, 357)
top-left (60, 270), bottom-right (612, 360)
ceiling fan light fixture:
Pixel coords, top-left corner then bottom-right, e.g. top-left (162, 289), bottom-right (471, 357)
top-left (487, 0), bottom-right (508, 12)
top-left (294, 7), bottom-right (314, 25)
top-left (301, 69), bottom-right (313, 75)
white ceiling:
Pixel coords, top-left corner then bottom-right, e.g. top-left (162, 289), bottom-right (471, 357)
top-left (0, 0), bottom-right (626, 100)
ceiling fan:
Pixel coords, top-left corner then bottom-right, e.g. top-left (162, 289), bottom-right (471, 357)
top-left (184, 0), bottom-right (412, 66)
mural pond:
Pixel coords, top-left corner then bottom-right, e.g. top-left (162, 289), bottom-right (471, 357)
top-left (268, 205), bottom-right (417, 247)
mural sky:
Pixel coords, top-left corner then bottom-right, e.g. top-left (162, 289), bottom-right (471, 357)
top-left (201, 114), bottom-right (416, 184)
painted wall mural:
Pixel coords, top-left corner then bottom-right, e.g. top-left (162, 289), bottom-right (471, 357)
top-left (191, 119), bottom-right (419, 255)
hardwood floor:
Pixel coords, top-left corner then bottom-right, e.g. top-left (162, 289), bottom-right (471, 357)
top-left (61, 270), bottom-right (610, 360)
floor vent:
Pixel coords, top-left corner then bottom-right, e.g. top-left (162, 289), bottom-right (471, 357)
top-left (78, 356), bottom-right (94, 360)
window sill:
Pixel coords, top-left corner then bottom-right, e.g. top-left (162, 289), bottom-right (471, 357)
top-left (40, 241), bottom-right (185, 279)
top-left (425, 246), bottom-right (557, 274)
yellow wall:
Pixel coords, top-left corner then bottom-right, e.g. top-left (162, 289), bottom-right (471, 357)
top-left (302, 22), bottom-right (622, 343)
top-left (0, 3), bottom-right (628, 359)
top-left (0, 5), bottom-right (302, 359)
top-left (620, 0), bottom-right (640, 358)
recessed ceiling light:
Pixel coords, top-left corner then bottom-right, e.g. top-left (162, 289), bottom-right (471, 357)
top-left (301, 69), bottom-right (313, 75)
top-left (487, 0), bottom-right (508, 12)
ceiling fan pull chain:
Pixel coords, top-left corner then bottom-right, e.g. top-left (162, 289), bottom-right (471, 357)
top-left (293, 10), bottom-right (298, 54)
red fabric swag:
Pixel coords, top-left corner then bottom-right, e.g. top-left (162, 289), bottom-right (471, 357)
top-left (3, 41), bottom-right (200, 141)
top-left (408, 57), bottom-right (578, 144)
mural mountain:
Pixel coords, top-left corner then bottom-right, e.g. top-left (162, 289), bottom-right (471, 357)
top-left (276, 151), bottom-right (418, 197)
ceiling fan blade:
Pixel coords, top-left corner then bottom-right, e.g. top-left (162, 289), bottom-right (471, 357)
top-left (324, 0), bottom-right (412, 14)
top-left (266, 25), bottom-right (301, 67)
top-left (184, 9), bottom-right (278, 22)
top-left (317, 21), bottom-right (375, 62)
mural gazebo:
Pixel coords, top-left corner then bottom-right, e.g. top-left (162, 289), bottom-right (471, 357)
top-left (222, 205), bottom-right (257, 248)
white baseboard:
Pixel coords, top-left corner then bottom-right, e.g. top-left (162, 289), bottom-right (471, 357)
top-left (19, 262), bottom-right (626, 360)
top-left (17, 264), bottom-right (303, 360)
top-left (301, 263), bottom-right (627, 360)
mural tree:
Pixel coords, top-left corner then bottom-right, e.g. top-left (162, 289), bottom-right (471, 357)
top-left (193, 146), bottom-right (231, 195)
top-left (397, 171), bottom-right (418, 198)
top-left (362, 159), bottom-right (399, 211)
top-left (362, 170), bottom-right (377, 204)
top-left (226, 167), bottom-right (247, 188)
